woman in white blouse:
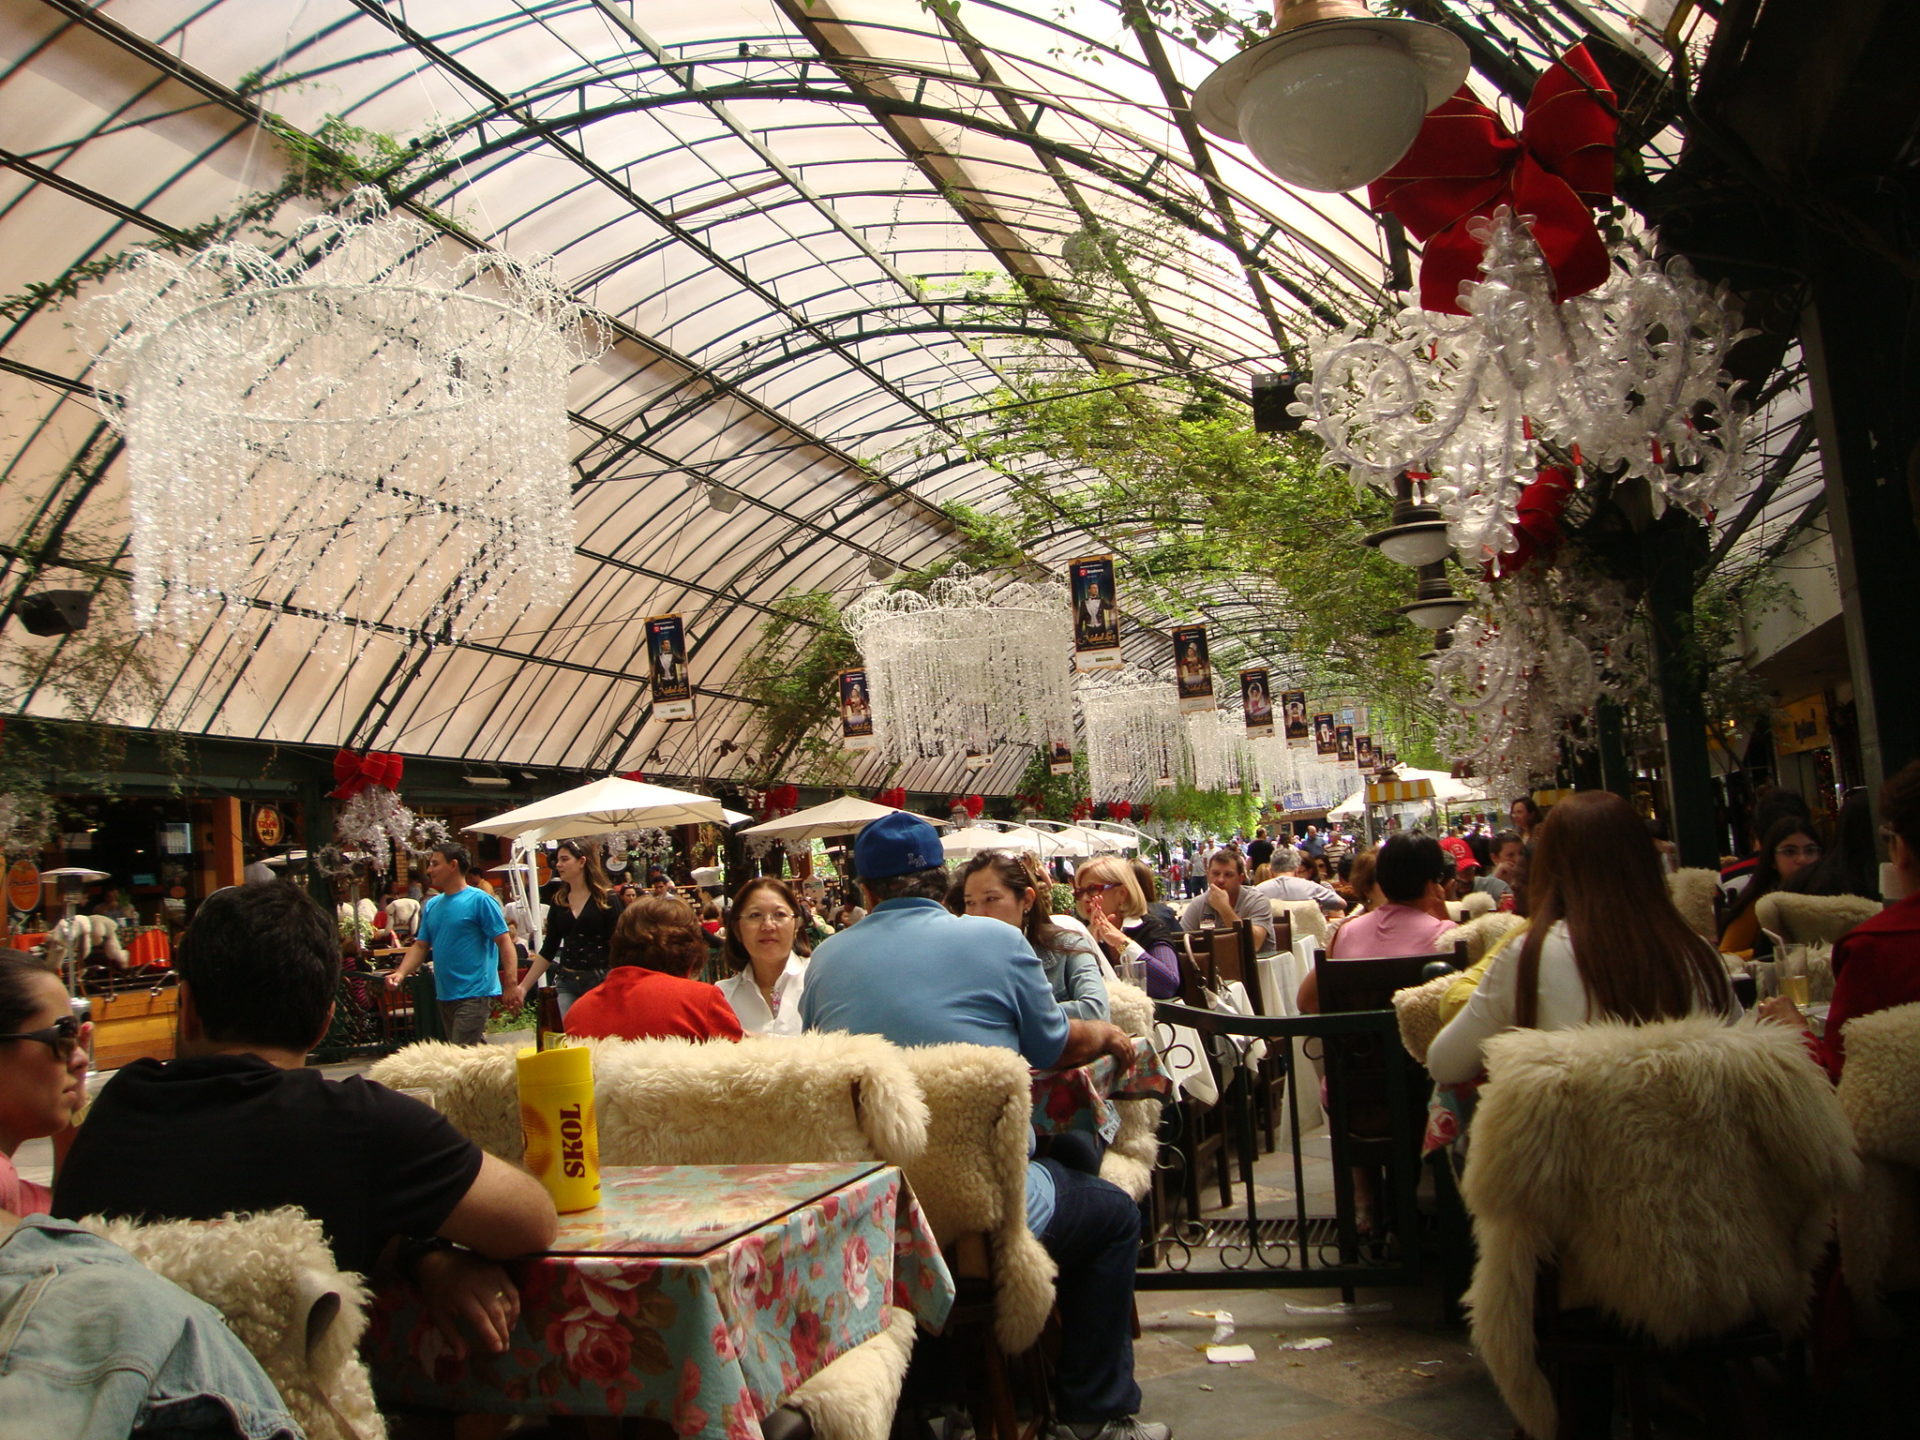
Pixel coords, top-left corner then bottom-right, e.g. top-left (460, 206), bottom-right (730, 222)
top-left (1427, 790), bottom-right (1740, 1085)
top-left (715, 877), bottom-right (811, 1036)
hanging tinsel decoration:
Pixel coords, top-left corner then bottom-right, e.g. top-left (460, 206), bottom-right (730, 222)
top-left (1082, 672), bottom-right (1188, 803)
top-left (843, 565), bottom-right (1074, 764)
top-left (88, 187), bottom-right (605, 644)
top-left (1187, 708), bottom-right (1251, 793)
top-left (332, 788), bottom-right (450, 877)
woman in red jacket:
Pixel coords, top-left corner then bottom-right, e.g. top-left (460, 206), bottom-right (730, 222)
top-left (564, 896), bottom-right (743, 1043)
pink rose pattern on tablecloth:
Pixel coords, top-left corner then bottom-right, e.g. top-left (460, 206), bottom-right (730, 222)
top-left (1030, 1045), bottom-right (1175, 1139)
top-left (366, 1163), bottom-right (954, 1439)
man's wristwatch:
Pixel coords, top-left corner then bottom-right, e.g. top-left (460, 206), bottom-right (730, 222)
top-left (394, 1234), bottom-right (457, 1283)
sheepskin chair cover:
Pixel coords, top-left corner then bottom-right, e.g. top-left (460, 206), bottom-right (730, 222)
top-left (1099, 980), bottom-right (1161, 1200)
top-left (1274, 898), bottom-right (1328, 948)
top-left (367, 1032), bottom-right (929, 1169)
top-left (786, 1304), bottom-right (918, 1440)
top-left (1756, 891), bottom-right (1882, 947)
top-left (1667, 868), bottom-right (1721, 944)
top-left (1445, 892), bottom-right (1496, 924)
top-left (1440, 912), bottom-right (1526, 968)
top-left (1836, 1001), bottom-right (1920, 1316)
top-left (897, 1043), bottom-right (1058, 1353)
top-left (1462, 1016), bottom-right (1859, 1440)
top-left (1392, 972), bottom-right (1455, 1066)
top-left (79, 1207), bottom-right (382, 1440)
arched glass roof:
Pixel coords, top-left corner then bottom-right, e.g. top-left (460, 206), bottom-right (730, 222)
top-left (0, 0), bottom-right (1809, 796)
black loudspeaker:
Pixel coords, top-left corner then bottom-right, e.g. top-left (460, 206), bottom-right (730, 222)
top-left (14, 589), bottom-right (92, 636)
top-left (1250, 371), bottom-right (1305, 434)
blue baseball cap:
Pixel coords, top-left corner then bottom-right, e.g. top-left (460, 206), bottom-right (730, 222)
top-left (854, 811), bottom-right (945, 880)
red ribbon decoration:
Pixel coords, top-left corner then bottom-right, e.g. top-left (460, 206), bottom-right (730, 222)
top-left (1106, 801), bottom-right (1133, 822)
top-left (1484, 466), bottom-right (1577, 581)
top-left (619, 769), bottom-right (646, 782)
top-left (1135, 805), bottom-right (1152, 827)
top-left (1071, 797), bottom-right (1094, 822)
top-left (876, 786), bottom-right (907, 810)
top-left (759, 784), bottom-right (799, 821)
top-left (329, 749), bottom-right (404, 801)
top-left (946, 794), bottom-right (985, 820)
top-left (1369, 45), bottom-right (1617, 315)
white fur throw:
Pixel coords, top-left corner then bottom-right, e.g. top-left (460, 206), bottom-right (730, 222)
top-left (45, 913), bottom-right (128, 970)
top-left (1445, 891), bottom-right (1496, 923)
top-left (1756, 891), bottom-right (1882, 947)
top-left (1836, 1002), bottom-right (1920, 1316)
top-left (1392, 972), bottom-right (1456, 1066)
top-left (1099, 980), bottom-right (1161, 1201)
top-left (1272, 898), bottom-right (1328, 948)
top-left (897, 1044), bottom-right (1058, 1353)
top-left (787, 1304), bottom-right (918, 1440)
top-left (78, 1208), bottom-right (382, 1440)
top-left (1462, 1016), bottom-right (1858, 1440)
top-left (368, 1031), bottom-right (930, 1169)
top-left (1668, 868), bottom-right (1721, 944)
top-left (1440, 912), bottom-right (1527, 968)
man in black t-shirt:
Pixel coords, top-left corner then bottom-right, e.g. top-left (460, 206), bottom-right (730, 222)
top-left (56, 881), bottom-right (556, 1357)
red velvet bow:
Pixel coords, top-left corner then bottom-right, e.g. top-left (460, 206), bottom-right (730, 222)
top-left (1071, 797), bottom-right (1094, 822)
top-left (619, 769), bottom-right (646, 782)
top-left (946, 794), bottom-right (984, 820)
top-left (329, 749), bottom-right (403, 801)
top-left (760, 784), bottom-right (799, 821)
top-left (1369, 46), bottom-right (1616, 315)
top-left (1106, 801), bottom-right (1133, 821)
top-left (1484, 466), bottom-right (1576, 580)
top-left (1135, 805), bottom-right (1152, 827)
top-left (876, 786), bottom-right (907, 810)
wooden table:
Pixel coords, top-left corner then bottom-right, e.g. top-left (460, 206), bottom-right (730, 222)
top-left (365, 1162), bottom-right (953, 1436)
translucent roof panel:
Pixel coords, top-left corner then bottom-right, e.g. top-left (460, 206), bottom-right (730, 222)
top-left (0, 0), bottom-right (1762, 794)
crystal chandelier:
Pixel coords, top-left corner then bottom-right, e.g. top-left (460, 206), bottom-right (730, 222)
top-left (1430, 565), bottom-right (1648, 793)
top-left (1187, 709), bottom-right (1251, 792)
top-left (1082, 672), bottom-right (1188, 803)
top-left (843, 564), bottom-right (1074, 764)
top-left (89, 187), bottom-right (603, 643)
top-left (1297, 211), bottom-right (1749, 563)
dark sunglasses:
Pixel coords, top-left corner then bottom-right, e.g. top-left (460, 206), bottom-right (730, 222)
top-left (0, 1013), bottom-right (82, 1058)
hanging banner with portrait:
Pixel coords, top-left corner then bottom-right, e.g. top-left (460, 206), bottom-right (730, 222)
top-left (839, 668), bottom-right (875, 751)
top-left (1240, 668), bottom-right (1274, 737)
top-left (1069, 555), bottom-right (1123, 671)
top-left (1313, 712), bottom-right (1338, 756)
top-left (1282, 689), bottom-right (1309, 746)
top-left (646, 614), bottom-right (694, 720)
top-left (1047, 736), bottom-right (1075, 776)
top-left (1335, 724), bottom-right (1355, 762)
top-left (1356, 733), bottom-right (1375, 772)
top-left (1171, 624), bottom-right (1214, 713)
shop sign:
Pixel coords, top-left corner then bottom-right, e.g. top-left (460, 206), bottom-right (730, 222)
top-left (6, 860), bottom-right (42, 912)
top-left (1773, 695), bottom-right (1829, 756)
top-left (253, 804), bottom-right (284, 847)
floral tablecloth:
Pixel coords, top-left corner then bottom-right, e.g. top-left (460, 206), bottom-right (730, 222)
top-left (1031, 1045), bottom-right (1174, 1141)
top-left (366, 1162), bottom-right (954, 1436)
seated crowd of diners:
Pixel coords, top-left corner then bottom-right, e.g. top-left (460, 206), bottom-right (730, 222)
top-left (3, 760), bottom-right (1915, 1438)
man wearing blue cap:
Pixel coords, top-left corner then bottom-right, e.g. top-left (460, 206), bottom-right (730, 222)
top-left (802, 811), bottom-right (1168, 1440)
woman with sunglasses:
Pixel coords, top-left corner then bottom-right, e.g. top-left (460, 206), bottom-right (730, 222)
top-left (0, 954), bottom-right (89, 1213)
top-left (514, 840), bottom-right (620, 1019)
top-left (1069, 855), bottom-right (1180, 998)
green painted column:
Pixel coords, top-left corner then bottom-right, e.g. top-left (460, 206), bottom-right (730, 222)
top-left (1643, 513), bottom-right (1720, 868)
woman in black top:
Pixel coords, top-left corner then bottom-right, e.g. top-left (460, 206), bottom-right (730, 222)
top-left (517, 840), bottom-right (620, 1019)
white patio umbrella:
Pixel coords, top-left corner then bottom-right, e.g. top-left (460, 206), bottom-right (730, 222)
top-left (937, 825), bottom-right (1038, 858)
top-left (468, 776), bottom-right (727, 842)
top-left (738, 795), bottom-right (946, 843)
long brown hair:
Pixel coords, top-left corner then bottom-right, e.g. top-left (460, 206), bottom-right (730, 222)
top-left (556, 839), bottom-right (616, 911)
top-left (1511, 790), bottom-right (1732, 1027)
top-left (609, 895), bottom-right (707, 977)
top-left (947, 851), bottom-right (1076, 955)
top-left (723, 877), bottom-right (811, 971)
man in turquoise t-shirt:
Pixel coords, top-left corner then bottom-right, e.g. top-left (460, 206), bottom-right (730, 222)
top-left (386, 843), bottom-right (513, 1045)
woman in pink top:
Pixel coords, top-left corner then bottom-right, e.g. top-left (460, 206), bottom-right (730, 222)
top-left (1297, 836), bottom-right (1456, 1012)
top-left (0, 954), bottom-right (91, 1213)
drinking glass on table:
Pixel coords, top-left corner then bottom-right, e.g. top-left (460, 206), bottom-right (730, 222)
top-left (1782, 973), bottom-right (1810, 1008)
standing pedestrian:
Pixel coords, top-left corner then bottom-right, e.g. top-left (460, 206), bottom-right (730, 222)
top-left (386, 843), bottom-right (514, 1045)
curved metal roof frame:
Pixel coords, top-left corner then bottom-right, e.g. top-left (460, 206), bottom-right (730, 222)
top-left (0, 0), bottom-right (1788, 799)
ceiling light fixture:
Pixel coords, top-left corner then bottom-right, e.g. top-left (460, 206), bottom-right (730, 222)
top-left (1397, 561), bottom-right (1472, 630)
top-left (1362, 472), bottom-right (1453, 567)
top-left (1191, 0), bottom-right (1468, 194)
top-left (704, 483), bottom-right (741, 514)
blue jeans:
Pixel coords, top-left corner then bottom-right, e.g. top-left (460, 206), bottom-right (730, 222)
top-left (1035, 1159), bottom-right (1143, 1423)
top-left (0, 1217), bottom-right (299, 1440)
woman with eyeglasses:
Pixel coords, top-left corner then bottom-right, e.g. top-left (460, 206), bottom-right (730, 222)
top-left (948, 852), bottom-right (1109, 1021)
top-left (0, 954), bottom-right (90, 1214)
top-left (716, 877), bottom-right (812, 1035)
top-left (1068, 855), bottom-right (1180, 999)
top-left (514, 840), bottom-right (620, 1019)
top-left (1720, 816), bottom-right (1825, 957)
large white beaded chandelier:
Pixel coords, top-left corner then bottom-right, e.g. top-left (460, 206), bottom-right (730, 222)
top-left (89, 187), bottom-right (602, 644)
top-left (1082, 672), bottom-right (1188, 803)
top-left (842, 564), bottom-right (1074, 764)
top-left (1186, 708), bottom-right (1250, 793)
top-left (1296, 211), bottom-right (1750, 564)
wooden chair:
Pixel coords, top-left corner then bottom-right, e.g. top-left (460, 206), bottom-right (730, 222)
top-left (1170, 931), bottom-right (1233, 1215)
top-left (1313, 944), bottom-right (1467, 1249)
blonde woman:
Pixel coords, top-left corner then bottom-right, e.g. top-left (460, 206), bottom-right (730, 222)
top-left (1072, 854), bottom-right (1181, 998)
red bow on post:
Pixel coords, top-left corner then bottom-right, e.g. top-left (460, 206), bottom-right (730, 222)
top-left (876, 786), bottom-right (907, 810)
top-left (759, 784), bottom-right (799, 821)
top-left (1369, 45), bottom-right (1617, 315)
top-left (1071, 797), bottom-right (1094, 822)
top-left (329, 749), bottom-right (404, 801)
top-left (1106, 801), bottom-right (1133, 822)
top-left (1135, 805), bottom-right (1153, 827)
top-left (1484, 466), bottom-right (1577, 580)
